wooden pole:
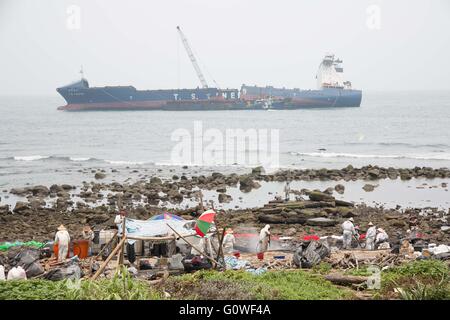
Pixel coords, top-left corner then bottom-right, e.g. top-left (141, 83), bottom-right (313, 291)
top-left (92, 237), bottom-right (127, 280)
top-left (216, 226), bottom-right (227, 270)
top-left (166, 224), bottom-right (218, 266)
top-left (199, 191), bottom-right (205, 212)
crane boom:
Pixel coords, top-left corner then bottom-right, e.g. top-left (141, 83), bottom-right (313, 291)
top-left (177, 26), bottom-right (208, 89)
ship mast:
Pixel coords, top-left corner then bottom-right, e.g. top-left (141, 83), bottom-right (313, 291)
top-left (176, 26), bottom-right (209, 89)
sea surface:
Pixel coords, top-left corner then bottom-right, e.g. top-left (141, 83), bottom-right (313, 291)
top-left (0, 90), bottom-right (450, 191)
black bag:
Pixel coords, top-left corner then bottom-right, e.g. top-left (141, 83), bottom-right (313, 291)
top-left (127, 243), bottom-right (136, 264)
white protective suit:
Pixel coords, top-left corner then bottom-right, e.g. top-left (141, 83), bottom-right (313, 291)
top-left (376, 230), bottom-right (389, 245)
top-left (192, 235), bottom-right (214, 257)
top-left (365, 226), bottom-right (377, 250)
top-left (222, 233), bottom-right (236, 254)
top-left (258, 225), bottom-right (271, 253)
top-left (54, 230), bottom-right (70, 262)
top-left (341, 220), bottom-right (356, 249)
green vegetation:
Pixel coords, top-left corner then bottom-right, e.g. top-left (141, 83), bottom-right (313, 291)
top-left (381, 260), bottom-right (450, 300)
top-left (162, 269), bottom-right (353, 300)
top-left (0, 268), bottom-right (161, 300)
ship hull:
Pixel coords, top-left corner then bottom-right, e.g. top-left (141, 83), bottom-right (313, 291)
top-left (241, 86), bottom-right (362, 109)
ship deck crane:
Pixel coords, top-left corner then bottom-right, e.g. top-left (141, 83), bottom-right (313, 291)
top-left (176, 26), bottom-right (209, 89)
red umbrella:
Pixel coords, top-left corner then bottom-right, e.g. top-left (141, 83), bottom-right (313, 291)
top-left (195, 209), bottom-right (216, 237)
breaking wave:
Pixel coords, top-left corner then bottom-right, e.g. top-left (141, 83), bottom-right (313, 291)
top-left (13, 155), bottom-right (50, 161)
top-left (290, 152), bottom-right (450, 161)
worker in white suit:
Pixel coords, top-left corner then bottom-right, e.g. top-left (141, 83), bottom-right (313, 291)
top-left (365, 222), bottom-right (377, 251)
top-left (341, 218), bottom-right (356, 250)
top-left (222, 228), bottom-right (236, 254)
top-left (55, 225), bottom-right (70, 262)
top-left (258, 225), bottom-right (271, 253)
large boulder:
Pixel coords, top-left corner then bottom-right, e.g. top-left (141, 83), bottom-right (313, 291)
top-left (218, 193), bottom-right (232, 203)
top-left (94, 172), bottom-right (106, 180)
top-left (308, 191), bottom-right (335, 202)
top-left (13, 201), bottom-right (29, 213)
top-left (306, 217), bottom-right (338, 227)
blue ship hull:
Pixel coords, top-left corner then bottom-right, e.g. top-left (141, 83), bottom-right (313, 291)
top-left (241, 85), bottom-right (362, 109)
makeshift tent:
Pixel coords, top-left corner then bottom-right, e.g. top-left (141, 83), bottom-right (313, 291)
top-left (117, 218), bottom-right (194, 239)
top-left (148, 213), bottom-right (185, 221)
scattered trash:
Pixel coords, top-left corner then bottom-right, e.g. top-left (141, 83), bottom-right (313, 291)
top-left (0, 241), bottom-right (44, 251)
top-left (224, 256), bottom-right (250, 270)
top-left (293, 240), bottom-right (330, 268)
top-left (0, 265), bottom-right (5, 281)
top-left (7, 266), bottom-right (27, 280)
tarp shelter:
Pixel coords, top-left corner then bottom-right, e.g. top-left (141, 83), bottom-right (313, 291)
top-left (148, 213), bottom-right (185, 221)
top-left (117, 218), bottom-right (194, 239)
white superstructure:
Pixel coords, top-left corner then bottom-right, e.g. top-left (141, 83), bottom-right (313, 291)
top-left (316, 54), bottom-right (352, 89)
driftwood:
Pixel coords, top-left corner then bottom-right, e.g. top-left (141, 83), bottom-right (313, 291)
top-left (92, 237), bottom-right (127, 280)
top-left (325, 273), bottom-right (368, 286)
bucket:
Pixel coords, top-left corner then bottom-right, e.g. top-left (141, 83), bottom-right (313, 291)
top-left (73, 240), bottom-right (89, 259)
top-left (256, 252), bottom-right (264, 260)
top-left (233, 251), bottom-right (241, 258)
top-left (53, 243), bottom-right (70, 259)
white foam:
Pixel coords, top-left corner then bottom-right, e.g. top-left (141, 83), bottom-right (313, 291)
top-left (104, 160), bottom-right (146, 165)
top-left (291, 152), bottom-right (450, 161)
top-left (69, 157), bottom-right (92, 162)
top-left (13, 155), bottom-right (50, 161)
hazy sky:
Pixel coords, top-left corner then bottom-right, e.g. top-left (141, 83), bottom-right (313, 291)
top-left (0, 0), bottom-right (449, 95)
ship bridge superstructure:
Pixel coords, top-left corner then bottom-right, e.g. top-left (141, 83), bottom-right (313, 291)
top-left (316, 54), bottom-right (352, 89)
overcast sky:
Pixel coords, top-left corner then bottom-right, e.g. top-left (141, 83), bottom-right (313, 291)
top-left (0, 0), bottom-right (449, 95)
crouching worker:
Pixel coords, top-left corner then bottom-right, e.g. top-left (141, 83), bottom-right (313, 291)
top-left (55, 224), bottom-right (70, 262)
top-left (257, 225), bottom-right (271, 253)
top-left (375, 228), bottom-right (389, 249)
top-left (341, 218), bottom-right (356, 250)
top-left (365, 222), bottom-right (377, 250)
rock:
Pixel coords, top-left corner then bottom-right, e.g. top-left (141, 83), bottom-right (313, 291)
top-left (367, 169), bottom-right (380, 179)
top-left (13, 201), bottom-right (29, 213)
top-left (150, 177), bottom-right (162, 185)
top-left (0, 204), bottom-right (10, 214)
top-left (239, 175), bottom-right (260, 192)
top-left (218, 193), bottom-right (232, 203)
top-left (284, 227), bottom-right (297, 236)
top-left (362, 184), bottom-right (376, 192)
top-left (323, 187), bottom-right (334, 195)
top-left (335, 199), bottom-right (354, 207)
top-left (336, 207), bottom-right (356, 218)
top-left (251, 166), bottom-right (265, 176)
top-left (440, 226), bottom-right (450, 233)
top-left (172, 175), bottom-right (179, 180)
top-left (306, 217), bottom-right (338, 227)
top-left (334, 184), bottom-right (345, 194)
top-left (308, 191), bottom-right (334, 202)
top-left (94, 172), bottom-right (106, 179)
top-left (50, 184), bottom-right (64, 193)
top-left (10, 188), bottom-right (29, 196)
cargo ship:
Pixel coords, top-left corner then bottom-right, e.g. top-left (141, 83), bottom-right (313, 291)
top-left (56, 78), bottom-right (253, 111)
top-left (240, 54), bottom-right (362, 109)
top-left (56, 26), bottom-right (361, 111)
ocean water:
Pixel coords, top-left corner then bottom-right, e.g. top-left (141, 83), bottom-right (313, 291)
top-left (0, 90), bottom-right (450, 189)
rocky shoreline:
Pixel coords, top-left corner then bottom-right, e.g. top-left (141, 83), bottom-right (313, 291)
top-left (0, 165), bottom-right (449, 244)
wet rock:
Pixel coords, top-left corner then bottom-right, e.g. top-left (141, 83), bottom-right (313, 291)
top-left (13, 201), bottom-right (29, 213)
top-left (150, 177), bottom-right (162, 185)
top-left (334, 184), bottom-right (345, 194)
top-left (323, 187), bottom-right (334, 195)
top-left (218, 193), bottom-right (232, 203)
top-left (251, 166), bottom-right (265, 176)
top-left (94, 172), bottom-right (106, 179)
top-left (10, 188), bottom-right (29, 196)
top-left (308, 191), bottom-right (334, 202)
top-left (172, 175), bottom-right (179, 180)
top-left (239, 175), bottom-right (260, 193)
top-left (362, 184), bottom-right (376, 192)
top-left (306, 217), bottom-right (338, 227)
top-left (367, 169), bottom-right (380, 180)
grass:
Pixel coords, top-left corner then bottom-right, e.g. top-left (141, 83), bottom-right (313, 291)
top-left (161, 269), bottom-right (353, 300)
top-left (0, 268), bottom-right (161, 300)
top-left (380, 260), bottom-right (450, 300)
